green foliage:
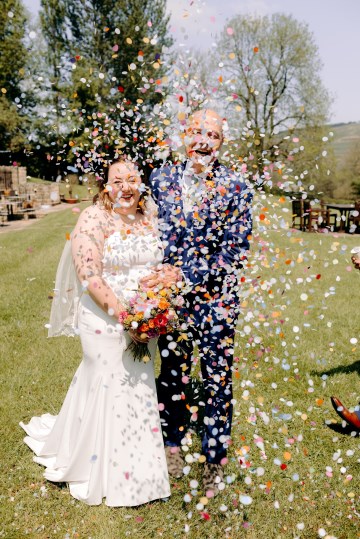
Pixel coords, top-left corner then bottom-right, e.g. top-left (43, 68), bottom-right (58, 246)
top-left (0, 0), bottom-right (28, 151)
top-left (36, 0), bottom-right (173, 170)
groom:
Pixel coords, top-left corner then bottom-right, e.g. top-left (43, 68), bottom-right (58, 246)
top-left (142, 109), bottom-right (252, 495)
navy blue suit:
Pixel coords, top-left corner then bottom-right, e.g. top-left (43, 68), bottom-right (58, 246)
top-left (150, 160), bottom-right (253, 463)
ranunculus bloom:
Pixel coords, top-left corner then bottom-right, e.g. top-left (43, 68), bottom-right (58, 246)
top-left (155, 313), bottom-right (168, 327)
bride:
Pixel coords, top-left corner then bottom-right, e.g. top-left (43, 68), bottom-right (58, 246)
top-left (20, 157), bottom-right (179, 506)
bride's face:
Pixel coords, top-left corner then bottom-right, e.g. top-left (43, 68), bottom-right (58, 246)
top-left (106, 161), bottom-right (142, 212)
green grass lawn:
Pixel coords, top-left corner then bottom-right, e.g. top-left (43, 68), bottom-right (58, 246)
top-left (0, 196), bottom-right (359, 539)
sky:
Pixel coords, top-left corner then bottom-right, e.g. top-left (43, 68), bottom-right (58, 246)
top-left (22, 0), bottom-right (360, 124)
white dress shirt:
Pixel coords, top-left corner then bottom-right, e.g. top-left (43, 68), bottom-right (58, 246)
top-left (180, 161), bottom-right (209, 216)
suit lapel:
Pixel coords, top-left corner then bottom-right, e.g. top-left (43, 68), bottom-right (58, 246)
top-left (162, 160), bottom-right (225, 228)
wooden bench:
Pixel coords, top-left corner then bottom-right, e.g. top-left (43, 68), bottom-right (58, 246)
top-left (17, 207), bottom-right (37, 219)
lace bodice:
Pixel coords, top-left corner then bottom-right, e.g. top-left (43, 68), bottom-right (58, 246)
top-left (102, 231), bottom-right (164, 300)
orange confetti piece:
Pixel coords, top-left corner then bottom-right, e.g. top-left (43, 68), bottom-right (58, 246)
top-left (253, 46), bottom-right (259, 53)
top-left (316, 398), bottom-right (324, 406)
top-left (284, 452), bottom-right (292, 461)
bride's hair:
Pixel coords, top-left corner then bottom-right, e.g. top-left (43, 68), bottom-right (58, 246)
top-left (93, 156), bottom-right (150, 214)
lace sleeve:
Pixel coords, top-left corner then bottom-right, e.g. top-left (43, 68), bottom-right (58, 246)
top-left (71, 205), bottom-right (126, 318)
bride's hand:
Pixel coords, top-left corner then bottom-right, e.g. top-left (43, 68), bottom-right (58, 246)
top-left (139, 264), bottom-right (182, 290)
top-left (139, 270), bottom-right (160, 290)
top-left (129, 328), bottom-right (150, 344)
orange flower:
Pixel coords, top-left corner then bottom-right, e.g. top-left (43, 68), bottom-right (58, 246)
top-left (159, 299), bottom-right (170, 310)
top-left (139, 323), bottom-right (149, 332)
top-left (148, 319), bottom-right (155, 329)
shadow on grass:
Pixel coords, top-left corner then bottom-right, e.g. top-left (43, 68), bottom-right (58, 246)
top-left (311, 359), bottom-right (360, 378)
top-left (325, 421), bottom-right (360, 437)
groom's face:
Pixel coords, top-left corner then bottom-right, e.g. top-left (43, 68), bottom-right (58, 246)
top-left (185, 110), bottom-right (223, 167)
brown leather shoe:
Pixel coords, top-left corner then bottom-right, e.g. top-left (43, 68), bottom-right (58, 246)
top-left (165, 446), bottom-right (184, 478)
top-left (203, 462), bottom-right (224, 498)
top-left (331, 396), bottom-right (360, 430)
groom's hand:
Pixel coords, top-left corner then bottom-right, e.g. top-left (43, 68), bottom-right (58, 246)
top-left (139, 271), bottom-right (160, 290)
top-left (139, 264), bottom-right (182, 290)
top-left (352, 255), bottom-right (360, 270)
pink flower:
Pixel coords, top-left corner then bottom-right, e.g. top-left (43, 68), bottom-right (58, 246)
top-left (118, 311), bottom-right (129, 323)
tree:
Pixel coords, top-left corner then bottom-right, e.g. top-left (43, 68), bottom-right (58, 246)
top-left (41, 0), bottom-right (172, 132)
top-left (0, 1), bottom-right (29, 153)
top-left (171, 50), bottom-right (213, 110)
top-left (34, 0), bottom-right (175, 180)
top-left (212, 13), bottom-right (332, 189)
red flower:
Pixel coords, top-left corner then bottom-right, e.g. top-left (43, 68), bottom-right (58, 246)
top-left (155, 312), bottom-right (168, 327)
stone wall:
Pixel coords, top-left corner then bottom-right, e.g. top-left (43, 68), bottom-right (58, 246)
top-left (0, 166), bottom-right (27, 192)
top-left (0, 166), bottom-right (61, 205)
top-left (25, 182), bottom-right (61, 205)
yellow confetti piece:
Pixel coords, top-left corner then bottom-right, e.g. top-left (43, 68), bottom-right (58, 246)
top-left (284, 452), bottom-right (292, 461)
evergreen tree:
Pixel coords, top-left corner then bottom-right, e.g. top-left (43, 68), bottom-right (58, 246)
top-left (0, 1), bottom-right (28, 153)
top-left (39, 0), bottom-right (173, 172)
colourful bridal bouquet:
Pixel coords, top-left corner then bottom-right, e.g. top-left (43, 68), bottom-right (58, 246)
top-left (118, 285), bottom-right (185, 362)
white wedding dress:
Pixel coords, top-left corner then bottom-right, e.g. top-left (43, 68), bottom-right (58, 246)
top-left (20, 228), bottom-right (171, 506)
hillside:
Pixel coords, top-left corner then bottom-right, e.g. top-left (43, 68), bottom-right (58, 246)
top-left (328, 121), bottom-right (360, 161)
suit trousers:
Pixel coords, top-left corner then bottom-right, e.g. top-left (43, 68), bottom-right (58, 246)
top-left (157, 301), bottom-right (236, 464)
